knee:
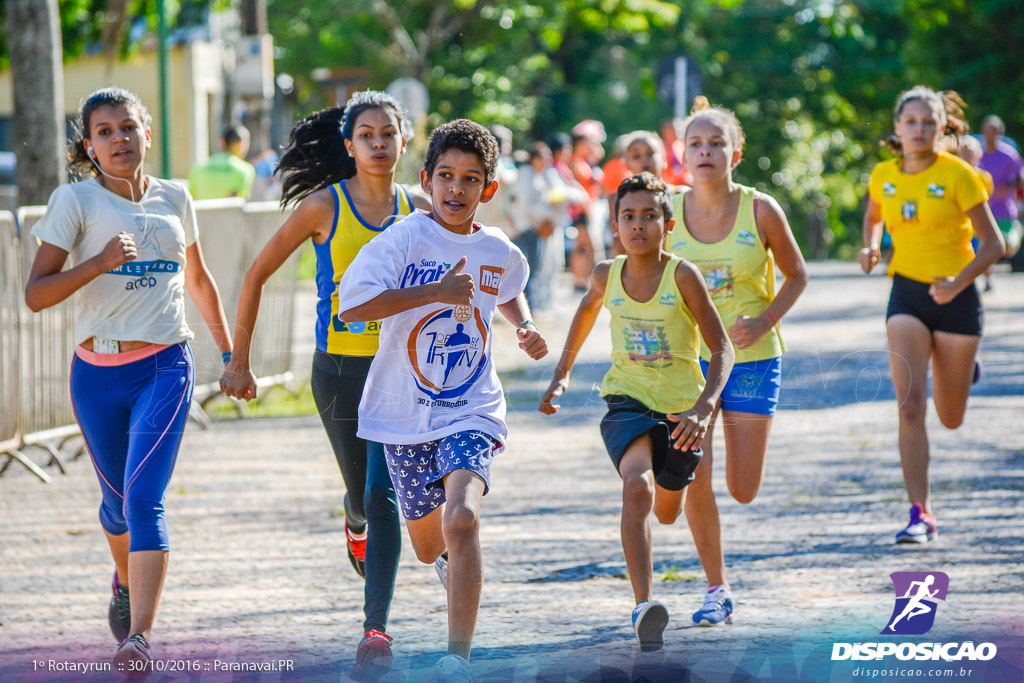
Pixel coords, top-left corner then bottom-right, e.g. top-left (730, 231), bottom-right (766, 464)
top-left (654, 506), bottom-right (682, 525)
top-left (442, 503), bottom-right (479, 543)
top-left (410, 537), bottom-right (443, 565)
top-left (897, 394), bottom-right (927, 424)
top-left (727, 485), bottom-right (757, 505)
top-left (622, 474), bottom-right (654, 513)
top-left (364, 482), bottom-right (398, 520)
top-left (936, 409), bottom-right (964, 430)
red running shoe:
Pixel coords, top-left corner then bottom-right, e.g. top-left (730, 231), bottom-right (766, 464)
top-left (351, 629), bottom-right (393, 681)
top-left (346, 520), bottom-right (367, 578)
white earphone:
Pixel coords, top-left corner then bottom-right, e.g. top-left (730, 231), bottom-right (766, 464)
top-left (87, 145), bottom-right (95, 158)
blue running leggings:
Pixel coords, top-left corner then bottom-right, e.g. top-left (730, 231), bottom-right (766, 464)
top-left (70, 343), bottom-right (195, 552)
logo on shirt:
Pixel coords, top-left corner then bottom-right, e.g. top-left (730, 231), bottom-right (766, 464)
top-left (400, 259), bottom-right (450, 289)
top-left (407, 307), bottom-right (489, 400)
top-left (609, 297), bottom-right (626, 306)
top-left (701, 264), bottom-right (734, 299)
top-left (927, 183), bottom-right (945, 198)
top-left (624, 322), bottom-right (672, 364)
top-left (736, 229), bottom-right (757, 247)
top-left (901, 200), bottom-right (918, 222)
top-left (883, 182), bottom-right (896, 197)
top-left (658, 293), bottom-right (677, 306)
top-left (479, 265), bottom-right (504, 296)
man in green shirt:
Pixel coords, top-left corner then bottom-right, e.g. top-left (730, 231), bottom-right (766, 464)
top-left (188, 123), bottom-right (256, 200)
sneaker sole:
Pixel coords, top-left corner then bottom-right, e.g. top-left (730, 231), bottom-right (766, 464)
top-left (635, 602), bottom-right (669, 652)
top-left (351, 645), bottom-right (393, 682)
top-left (113, 642), bottom-right (152, 681)
top-left (694, 614), bottom-right (734, 626)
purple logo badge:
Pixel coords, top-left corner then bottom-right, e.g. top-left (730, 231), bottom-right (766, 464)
top-left (882, 571), bottom-right (949, 635)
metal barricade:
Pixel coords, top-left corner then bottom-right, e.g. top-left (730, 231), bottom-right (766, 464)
top-left (1, 197), bottom-right (298, 482)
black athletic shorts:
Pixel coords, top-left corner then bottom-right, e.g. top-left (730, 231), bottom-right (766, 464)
top-left (599, 394), bottom-right (702, 491)
top-left (886, 273), bottom-right (983, 336)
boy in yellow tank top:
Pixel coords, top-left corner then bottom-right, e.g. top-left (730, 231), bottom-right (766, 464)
top-left (539, 173), bottom-right (734, 652)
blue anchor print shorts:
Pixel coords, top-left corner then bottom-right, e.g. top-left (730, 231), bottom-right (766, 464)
top-left (382, 431), bottom-right (499, 520)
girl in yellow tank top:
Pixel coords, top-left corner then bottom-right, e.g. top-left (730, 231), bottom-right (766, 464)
top-left (218, 91), bottom-right (429, 678)
top-left (669, 98), bottom-right (808, 627)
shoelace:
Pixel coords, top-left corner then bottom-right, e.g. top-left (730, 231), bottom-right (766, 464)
top-left (701, 591), bottom-right (728, 613)
top-left (114, 587), bottom-right (131, 622)
top-left (122, 633), bottom-right (149, 651)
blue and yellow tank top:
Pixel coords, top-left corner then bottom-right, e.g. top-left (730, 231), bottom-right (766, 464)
top-left (669, 185), bottom-right (784, 364)
top-left (315, 180), bottom-right (414, 355)
top-left (600, 255), bottom-right (706, 414)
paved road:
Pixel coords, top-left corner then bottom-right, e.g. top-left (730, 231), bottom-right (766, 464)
top-left (2, 262), bottom-right (1022, 682)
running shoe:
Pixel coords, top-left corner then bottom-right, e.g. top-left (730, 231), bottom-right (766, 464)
top-left (113, 633), bottom-right (152, 680)
top-left (108, 570), bottom-right (131, 643)
top-left (693, 585), bottom-right (734, 626)
top-left (435, 552), bottom-right (449, 591)
top-left (350, 629), bottom-right (393, 681)
top-left (631, 600), bottom-right (669, 652)
top-left (345, 519), bottom-right (367, 578)
top-left (895, 502), bottom-right (937, 544)
top-left (433, 653), bottom-right (474, 682)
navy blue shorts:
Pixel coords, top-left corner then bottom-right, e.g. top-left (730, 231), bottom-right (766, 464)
top-left (383, 431), bottom-right (498, 520)
top-left (700, 356), bottom-right (782, 416)
top-left (599, 395), bottom-right (702, 492)
top-left (886, 273), bottom-right (983, 336)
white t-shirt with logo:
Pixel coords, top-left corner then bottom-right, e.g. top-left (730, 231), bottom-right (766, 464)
top-left (31, 177), bottom-right (198, 346)
top-left (337, 210), bottom-right (529, 446)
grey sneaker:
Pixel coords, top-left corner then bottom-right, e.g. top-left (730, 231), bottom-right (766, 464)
top-left (108, 570), bottom-right (131, 643)
top-left (113, 633), bottom-right (152, 680)
top-left (435, 552), bottom-right (449, 590)
top-left (631, 600), bottom-right (669, 652)
top-left (433, 653), bottom-right (473, 682)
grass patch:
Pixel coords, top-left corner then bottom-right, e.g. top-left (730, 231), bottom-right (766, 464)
top-left (206, 382), bottom-right (319, 420)
top-left (328, 508), bottom-right (346, 519)
top-left (66, 529), bottom-right (83, 536)
top-left (659, 565), bottom-right (698, 582)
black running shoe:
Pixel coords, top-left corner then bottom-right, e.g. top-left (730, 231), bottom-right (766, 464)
top-left (108, 570), bottom-right (131, 643)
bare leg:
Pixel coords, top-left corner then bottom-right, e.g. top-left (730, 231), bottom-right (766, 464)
top-left (127, 550), bottom-right (168, 640)
top-left (719, 411), bottom-right (774, 504)
top-left (887, 315), bottom-right (934, 512)
top-left (618, 435), bottom-right (656, 605)
top-left (684, 404), bottom-right (726, 588)
top-left (930, 331), bottom-right (981, 430)
top-left (441, 470), bottom-right (485, 660)
top-left (104, 530), bottom-right (130, 588)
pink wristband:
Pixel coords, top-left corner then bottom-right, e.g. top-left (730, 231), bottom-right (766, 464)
top-left (767, 310), bottom-right (779, 325)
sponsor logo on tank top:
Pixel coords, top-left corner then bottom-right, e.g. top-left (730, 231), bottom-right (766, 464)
top-left (623, 321), bottom-right (672, 365)
top-left (609, 297), bottom-right (626, 306)
top-left (658, 292), bottom-right (677, 306)
top-left (701, 264), bottom-right (734, 299)
top-left (737, 229), bottom-right (757, 247)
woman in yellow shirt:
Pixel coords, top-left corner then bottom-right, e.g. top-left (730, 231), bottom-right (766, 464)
top-left (861, 86), bottom-right (1003, 544)
top-left (668, 98), bottom-right (808, 626)
top-left (219, 91), bottom-right (429, 679)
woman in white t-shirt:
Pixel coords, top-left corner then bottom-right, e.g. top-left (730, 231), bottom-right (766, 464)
top-left (25, 87), bottom-right (231, 673)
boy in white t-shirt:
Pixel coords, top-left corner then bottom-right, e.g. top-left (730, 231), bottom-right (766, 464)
top-left (337, 119), bottom-right (547, 679)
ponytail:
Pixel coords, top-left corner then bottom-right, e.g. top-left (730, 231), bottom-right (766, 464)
top-left (884, 86), bottom-right (968, 155)
top-left (681, 95), bottom-right (746, 153)
top-left (278, 90), bottom-right (413, 209)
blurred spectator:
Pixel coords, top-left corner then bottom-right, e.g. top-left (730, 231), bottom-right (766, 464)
top-left (660, 117), bottom-right (692, 187)
top-left (569, 120), bottom-right (607, 290)
top-left (978, 115), bottom-right (1023, 268)
top-left (475, 125), bottom-right (519, 235)
top-left (510, 143), bottom-right (562, 309)
top-left (956, 135), bottom-right (996, 290)
top-left (249, 148), bottom-right (283, 202)
top-left (189, 123), bottom-right (256, 200)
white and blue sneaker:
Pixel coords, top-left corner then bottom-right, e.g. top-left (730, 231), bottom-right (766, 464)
top-left (631, 600), bottom-right (669, 652)
top-left (693, 585), bottom-right (734, 626)
top-left (434, 552), bottom-right (449, 590)
top-left (433, 653), bottom-right (474, 682)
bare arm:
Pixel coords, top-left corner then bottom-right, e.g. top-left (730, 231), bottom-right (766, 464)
top-left (185, 239), bottom-right (232, 356)
top-left (340, 255), bottom-right (475, 322)
top-left (538, 261), bottom-right (610, 414)
top-left (220, 191), bottom-right (331, 399)
top-left (667, 261), bottom-right (735, 450)
top-left (24, 234), bottom-right (137, 312)
top-left (929, 201), bottom-right (1004, 304)
top-left (498, 293), bottom-right (548, 360)
top-left (860, 197), bottom-right (884, 273)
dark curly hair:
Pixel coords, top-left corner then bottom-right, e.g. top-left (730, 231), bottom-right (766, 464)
top-left (278, 90), bottom-right (412, 208)
top-left (68, 87), bottom-right (152, 178)
top-left (423, 119), bottom-right (499, 186)
top-left (615, 172), bottom-right (674, 222)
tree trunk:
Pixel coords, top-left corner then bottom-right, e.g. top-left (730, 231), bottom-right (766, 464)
top-left (5, 0), bottom-right (66, 207)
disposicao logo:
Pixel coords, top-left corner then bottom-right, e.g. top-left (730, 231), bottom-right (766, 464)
top-left (831, 571), bottom-right (997, 663)
top-left (883, 571), bottom-right (948, 635)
